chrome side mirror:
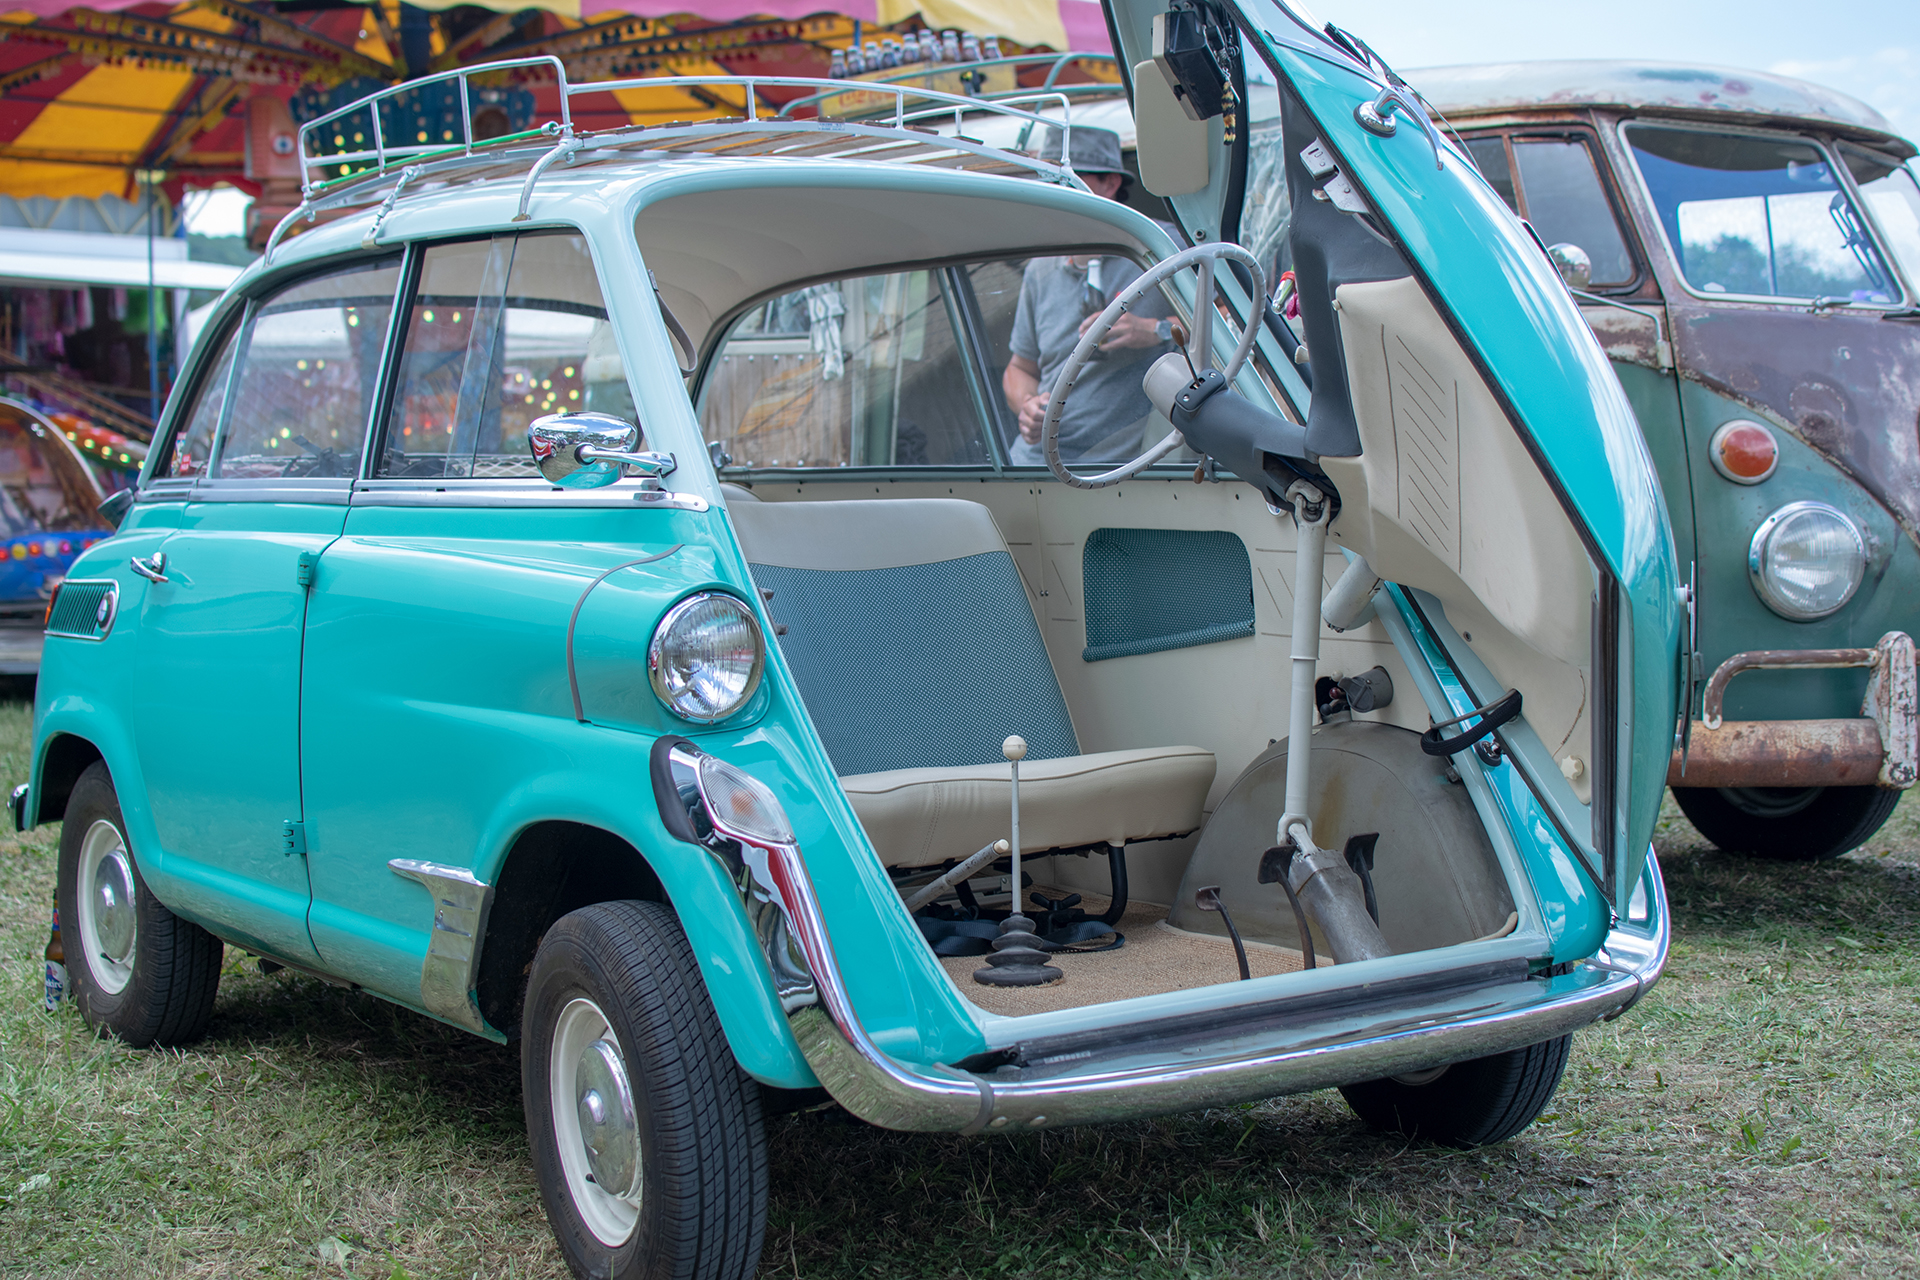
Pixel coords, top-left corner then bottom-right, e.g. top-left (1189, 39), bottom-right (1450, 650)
top-left (1548, 242), bottom-right (1592, 291)
top-left (528, 412), bottom-right (676, 490)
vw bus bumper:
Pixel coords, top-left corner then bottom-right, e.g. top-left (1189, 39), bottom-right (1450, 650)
top-left (1667, 632), bottom-right (1916, 791)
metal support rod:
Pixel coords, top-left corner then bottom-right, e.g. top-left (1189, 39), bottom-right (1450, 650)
top-left (1006, 736), bottom-right (1023, 902)
top-left (1280, 482), bottom-right (1332, 843)
top-left (902, 839), bottom-right (1011, 913)
top-left (1193, 256), bottom-right (1215, 372)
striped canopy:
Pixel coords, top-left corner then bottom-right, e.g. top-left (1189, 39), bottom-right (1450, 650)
top-left (0, 0), bottom-right (1113, 200)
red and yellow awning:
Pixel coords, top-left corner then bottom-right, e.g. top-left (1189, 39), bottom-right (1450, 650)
top-left (0, 0), bottom-right (1113, 200)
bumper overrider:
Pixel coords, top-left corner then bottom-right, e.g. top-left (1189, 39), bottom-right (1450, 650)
top-left (652, 738), bottom-right (1668, 1135)
top-left (1668, 632), bottom-right (1916, 791)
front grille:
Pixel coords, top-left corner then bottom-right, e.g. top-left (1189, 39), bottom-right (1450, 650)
top-left (46, 580), bottom-right (116, 640)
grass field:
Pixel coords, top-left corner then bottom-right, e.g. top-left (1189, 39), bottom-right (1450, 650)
top-left (3, 693), bottom-right (1917, 1279)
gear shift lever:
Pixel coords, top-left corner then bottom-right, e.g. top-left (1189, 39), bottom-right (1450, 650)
top-left (974, 735), bottom-right (1063, 987)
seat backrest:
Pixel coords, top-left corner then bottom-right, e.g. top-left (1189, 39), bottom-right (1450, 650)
top-left (729, 498), bottom-right (1079, 776)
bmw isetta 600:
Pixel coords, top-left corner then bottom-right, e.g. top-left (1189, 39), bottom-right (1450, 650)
top-left (19, 3), bottom-right (1678, 1276)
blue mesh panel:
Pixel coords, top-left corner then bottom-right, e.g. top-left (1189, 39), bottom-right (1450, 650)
top-left (750, 552), bottom-right (1079, 776)
top-left (1082, 527), bottom-right (1255, 663)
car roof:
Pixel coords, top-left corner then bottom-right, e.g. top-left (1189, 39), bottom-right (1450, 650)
top-left (1409, 59), bottom-right (1915, 157)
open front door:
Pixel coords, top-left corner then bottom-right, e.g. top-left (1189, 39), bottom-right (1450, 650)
top-left (1104, 0), bottom-right (1682, 907)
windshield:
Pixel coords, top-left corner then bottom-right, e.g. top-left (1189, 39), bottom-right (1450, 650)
top-left (1625, 124), bottom-right (1898, 303)
top-left (1839, 143), bottom-right (1920, 293)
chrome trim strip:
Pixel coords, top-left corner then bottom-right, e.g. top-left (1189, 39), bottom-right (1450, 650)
top-left (389, 858), bottom-right (495, 1034)
top-left (351, 481), bottom-right (708, 512)
top-left (662, 744), bottom-right (1670, 1134)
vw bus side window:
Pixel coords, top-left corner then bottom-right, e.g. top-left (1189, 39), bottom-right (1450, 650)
top-left (210, 259), bottom-right (401, 479)
top-left (1464, 135), bottom-right (1635, 287)
top-left (699, 268), bottom-right (991, 469)
top-left (378, 232), bottom-right (628, 479)
top-left (1626, 124), bottom-right (1898, 303)
top-left (1839, 144), bottom-right (1920, 292)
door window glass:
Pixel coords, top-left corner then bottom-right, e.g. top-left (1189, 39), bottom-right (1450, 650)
top-left (211, 260), bottom-right (400, 479)
top-left (1511, 139), bottom-right (1635, 286)
top-left (1840, 144), bottom-right (1920, 296)
top-left (1627, 124), bottom-right (1897, 302)
top-left (699, 268), bottom-right (990, 469)
top-left (160, 318), bottom-right (240, 478)
top-left (1465, 136), bottom-right (1519, 211)
top-left (378, 233), bottom-right (628, 479)
top-left (1239, 33), bottom-right (1292, 290)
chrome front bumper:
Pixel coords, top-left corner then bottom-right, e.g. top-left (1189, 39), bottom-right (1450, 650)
top-left (657, 739), bottom-right (1670, 1136)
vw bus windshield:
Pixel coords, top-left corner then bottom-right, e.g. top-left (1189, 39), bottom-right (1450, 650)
top-left (1839, 144), bottom-right (1920, 292)
top-left (1625, 123), bottom-right (1899, 304)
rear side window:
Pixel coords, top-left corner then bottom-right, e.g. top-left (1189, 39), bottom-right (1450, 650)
top-left (377, 232), bottom-right (626, 479)
top-left (700, 267), bottom-right (992, 469)
top-left (1627, 124), bottom-right (1898, 302)
top-left (211, 259), bottom-right (401, 479)
top-left (1466, 134), bottom-right (1635, 287)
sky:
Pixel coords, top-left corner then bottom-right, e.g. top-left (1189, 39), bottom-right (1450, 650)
top-left (1309, 0), bottom-right (1917, 139)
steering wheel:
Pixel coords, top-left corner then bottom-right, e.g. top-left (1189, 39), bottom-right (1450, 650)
top-left (1041, 242), bottom-right (1267, 489)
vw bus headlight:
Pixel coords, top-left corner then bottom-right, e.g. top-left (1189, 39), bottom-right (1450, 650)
top-left (648, 593), bottom-right (764, 722)
top-left (1748, 501), bottom-right (1865, 621)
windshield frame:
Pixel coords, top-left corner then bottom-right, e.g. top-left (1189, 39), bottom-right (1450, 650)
top-left (1615, 116), bottom-right (1908, 309)
top-left (1834, 140), bottom-right (1920, 301)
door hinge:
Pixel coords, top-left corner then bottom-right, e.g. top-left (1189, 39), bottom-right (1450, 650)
top-left (280, 820), bottom-right (306, 856)
top-left (295, 551), bottom-right (318, 589)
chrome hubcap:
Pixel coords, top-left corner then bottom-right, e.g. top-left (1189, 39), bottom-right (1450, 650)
top-left (76, 818), bottom-right (136, 995)
top-left (549, 997), bottom-right (641, 1245)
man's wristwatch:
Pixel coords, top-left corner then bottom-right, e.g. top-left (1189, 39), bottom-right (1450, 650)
top-left (1155, 318), bottom-right (1175, 343)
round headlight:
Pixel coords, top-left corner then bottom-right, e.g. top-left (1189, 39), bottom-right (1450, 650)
top-left (1748, 501), bottom-right (1866, 621)
top-left (648, 593), bottom-right (764, 722)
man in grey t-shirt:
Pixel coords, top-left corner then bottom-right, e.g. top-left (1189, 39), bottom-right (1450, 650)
top-left (1003, 128), bottom-right (1178, 465)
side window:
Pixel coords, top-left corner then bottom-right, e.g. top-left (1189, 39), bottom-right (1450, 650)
top-left (211, 259), bottom-right (401, 479)
top-left (378, 232), bottom-right (623, 479)
top-left (1840, 144), bottom-right (1920, 295)
top-left (699, 268), bottom-right (991, 469)
top-left (160, 319), bottom-right (241, 478)
top-left (1627, 124), bottom-right (1898, 302)
top-left (1466, 134), bottom-right (1634, 287)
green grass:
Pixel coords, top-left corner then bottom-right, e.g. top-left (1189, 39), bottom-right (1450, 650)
top-left (3, 695), bottom-right (1917, 1278)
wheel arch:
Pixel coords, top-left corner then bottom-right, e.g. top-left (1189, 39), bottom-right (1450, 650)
top-left (474, 815), bottom-right (816, 1090)
top-left (33, 730), bottom-right (106, 825)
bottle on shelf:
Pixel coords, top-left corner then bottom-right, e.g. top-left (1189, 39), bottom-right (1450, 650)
top-left (982, 36), bottom-right (1003, 61)
top-left (829, 49), bottom-right (848, 79)
top-left (960, 33), bottom-right (982, 63)
top-left (880, 38), bottom-right (899, 69)
top-left (942, 30), bottom-right (963, 63)
top-left (920, 30), bottom-right (941, 63)
top-left (43, 892), bottom-right (64, 1012)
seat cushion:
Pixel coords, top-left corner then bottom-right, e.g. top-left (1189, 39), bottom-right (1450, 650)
top-left (842, 746), bottom-right (1216, 868)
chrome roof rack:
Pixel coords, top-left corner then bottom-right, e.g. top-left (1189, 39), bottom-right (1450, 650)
top-left (265, 57), bottom-right (1086, 263)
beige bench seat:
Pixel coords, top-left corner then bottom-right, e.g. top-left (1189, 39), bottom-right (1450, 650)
top-left (730, 497), bottom-right (1215, 868)
top-left (842, 745), bottom-right (1217, 868)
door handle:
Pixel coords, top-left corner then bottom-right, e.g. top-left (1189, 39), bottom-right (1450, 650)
top-left (129, 552), bottom-right (168, 584)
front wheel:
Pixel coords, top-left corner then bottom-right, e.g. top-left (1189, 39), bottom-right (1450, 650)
top-left (1672, 784), bottom-right (1901, 861)
top-left (522, 900), bottom-right (767, 1280)
top-left (57, 761), bottom-right (223, 1047)
top-left (1339, 1035), bottom-right (1571, 1148)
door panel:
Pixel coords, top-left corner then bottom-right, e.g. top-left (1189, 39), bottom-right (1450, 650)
top-left (130, 501), bottom-right (343, 962)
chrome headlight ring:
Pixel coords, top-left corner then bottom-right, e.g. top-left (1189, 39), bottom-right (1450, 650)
top-left (1748, 500), bottom-right (1866, 621)
top-left (647, 591), bottom-right (765, 723)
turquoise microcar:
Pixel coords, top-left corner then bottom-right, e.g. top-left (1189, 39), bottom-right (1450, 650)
top-left (19, 4), bottom-right (1677, 1277)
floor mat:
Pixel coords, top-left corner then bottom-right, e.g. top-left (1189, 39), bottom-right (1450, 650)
top-left (938, 895), bottom-right (1316, 1017)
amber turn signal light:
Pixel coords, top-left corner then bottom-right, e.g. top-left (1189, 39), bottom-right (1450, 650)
top-left (1708, 419), bottom-right (1778, 485)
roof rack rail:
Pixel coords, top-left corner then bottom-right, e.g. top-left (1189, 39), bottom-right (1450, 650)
top-left (266, 61), bottom-right (1085, 264)
top-left (775, 52), bottom-right (1123, 120)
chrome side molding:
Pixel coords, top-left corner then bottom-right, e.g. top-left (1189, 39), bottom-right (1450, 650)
top-left (389, 859), bottom-right (495, 1034)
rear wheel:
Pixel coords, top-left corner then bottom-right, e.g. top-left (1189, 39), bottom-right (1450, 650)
top-left (1672, 784), bottom-right (1901, 861)
top-left (1339, 1035), bottom-right (1571, 1148)
top-left (522, 900), bottom-right (767, 1280)
top-left (56, 761), bottom-right (223, 1047)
